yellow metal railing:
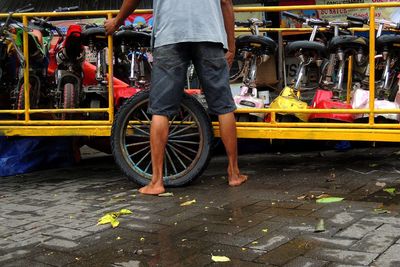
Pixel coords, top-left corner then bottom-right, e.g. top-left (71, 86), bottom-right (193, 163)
top-left (0, 3), bottom-right (400, 141)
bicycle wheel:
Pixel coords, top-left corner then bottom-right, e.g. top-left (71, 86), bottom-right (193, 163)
top-left (111, 90), bottom-right (213, 187)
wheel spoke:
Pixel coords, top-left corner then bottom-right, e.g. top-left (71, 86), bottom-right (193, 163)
top-left (165, 146), bottom-right (178, 175)
top-left (126, 140), bottom-right (150, 147)
top-left (130, 125), bottom-right (150, 136)
top-left (141, 108), bottom-right (151, 123)
top-left (167, 144), bottom-right (187, 169)
top-left (169, 123), bottom-right (196, 138)
top-left (144, 160), bottom-right (152, 173)
top-left (168, 139), bottom-right (200, 145)
top-left (170, 132), bottom-right (200, 139)
top-left (129, 145), bottom-right (150, 157)
top-left (135, 150), bottom-right (151, 166)
top-left (168, 143), bottom-right (192, 161)
top-left (170, 113), bottom-right (191, 134)
top-left (172, 142), bottom-right (198, 154)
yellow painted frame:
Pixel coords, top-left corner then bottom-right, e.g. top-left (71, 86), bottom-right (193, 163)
top-left (0, 3), bottom-right (400, 142)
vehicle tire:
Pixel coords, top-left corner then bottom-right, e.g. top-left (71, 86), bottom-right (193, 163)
top-left (62, 83), bottom-right (78, 120)
top-left (111, 90), bottom-right (213, 187)
top-left (388, 76), bottom-right (399, 102)
top-left (16, 76), bottom-right (40, 110)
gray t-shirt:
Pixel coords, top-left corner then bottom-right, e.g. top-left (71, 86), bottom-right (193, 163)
top-left (152, 0), bottom-right (228, 49)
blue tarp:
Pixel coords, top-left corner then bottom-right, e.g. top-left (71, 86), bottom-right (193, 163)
top-left (0, 137), bottom-right (76, 177)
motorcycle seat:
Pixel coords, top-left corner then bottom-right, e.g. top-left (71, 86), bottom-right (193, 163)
top-left (328, 35), bottom-right (369, 52)
top-left (81, 26), bottom-right (107, 46)
top-left (114, 30), bottom-right (151, 47)
top-left (235, 35), bottom-right (277, 55)
top-left (285, 40), bottom-right (328, 57)
top-left (376, 34), bottom-right (400, 50)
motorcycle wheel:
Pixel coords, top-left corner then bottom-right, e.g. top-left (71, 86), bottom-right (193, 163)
top-left (62, 83), bottom-right (78, 120)
top-left (111, 90), bottom-right (213, 187)
top-left (388, 76), bottom-right (399, 102)
top-left (16, 76), bottom-right (40, 110)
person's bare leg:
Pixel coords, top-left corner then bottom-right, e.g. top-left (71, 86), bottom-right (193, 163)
top-left (139, 115), bottom-right (169, 195)
top-left (218, 112), bottom-right (248, 186)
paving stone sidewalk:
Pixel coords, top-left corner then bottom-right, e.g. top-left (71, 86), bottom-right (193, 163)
top-left (1, 144), bottom-right (400, 266)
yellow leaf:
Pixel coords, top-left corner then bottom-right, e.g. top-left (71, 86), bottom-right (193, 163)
top-left (211, 255), bottom-right (231, 262)
top-left (140, 237), bottom-right (145, 242)
top-left (262, 229), bottom-right (268, 233)
top-left (180, 199), bottom-right (196, 206)
top-left (119, 209), bottom-right (133, 215)
top-left (116, 236), bottom-right (121, 240)
top-left (251, 241), bottom-right (258, 245)
top-left (111, 219), bottom-right (120, 228)
top-left (97, 214), bottom-right (116, 225)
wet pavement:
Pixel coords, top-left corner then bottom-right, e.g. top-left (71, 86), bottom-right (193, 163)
top-left (1, 143), bottom-right (400, 266)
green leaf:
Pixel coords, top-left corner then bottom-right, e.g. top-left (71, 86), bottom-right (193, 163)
top-left (316, 197), bottom-right (344, 204)
top-left (383, 188), bottom-right (396, 196)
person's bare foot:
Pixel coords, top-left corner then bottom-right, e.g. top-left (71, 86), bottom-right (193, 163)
top-left (139, 183), bottom-right (165, 195)
top-left (228, 168), bottom-right (248, 187)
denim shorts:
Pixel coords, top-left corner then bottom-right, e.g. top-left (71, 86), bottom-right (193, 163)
top-left (148, 42), bottom-right (236, 117)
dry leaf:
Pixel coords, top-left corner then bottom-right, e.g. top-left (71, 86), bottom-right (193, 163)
top-left (262, 229), bottom-right (268, 233)
top-left (158, 192), bottom-right (174, 197)
top-left (211, 255), bottom-right (231, 262)
top-left (376, 182), bottom-right (386, 188)
top-left (180, 199), bottom-right (196, 206)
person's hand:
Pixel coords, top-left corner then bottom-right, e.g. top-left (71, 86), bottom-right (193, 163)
top-left (225, 49), bottom-right (235, 68)
top-left (104, 18), bottom-right (120, 35)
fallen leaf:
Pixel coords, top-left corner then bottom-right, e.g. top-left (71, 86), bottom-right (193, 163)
top-left (97, 209), bottom-right (133, 228)
top-left (180, 199), bottom-right (196, 206)
top-left (116, 236), bottom-right (122, 240)
top-left (383, 188), bottom-right (396, 196)
top-left (140, 237), bottom-right (145, 242)
top-left (241, 248), bottom-right (247, 251)
top-left (119, 209), bottom-right (133, 215)
top-left (314, 218), bottom-right (325, 233)
top-left (158, 192), bottom-right (174, 197)
top-left (297, 195), bottom-right (307, 200)
top-left (251, 241), bottom-right (258, 245)
top-left (316, 194), bottom-right (331, 199)
top-left (211, 255), bottom-right (231, 262)
top-left (374, 208), bottom-right (391, 214)
top-left (369, 163), bottom-right (378, 167)
top-left (316, 197), bottom-right (344, 204)
top-left (262, 229), bottom-right (268, 233)
top-left (376, 182), bottom-right (386, 188)
top-left (393, 151), bottom-right (400, 155)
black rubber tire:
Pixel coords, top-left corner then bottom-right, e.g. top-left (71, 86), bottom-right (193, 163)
top-left (388, 76), bottom-right (399, 102)
top-left (62, 83), bottom-right (78, 120)
top-left (111, 90), bottom-right (213, 187)
top-left (16, 77), bottom-right (40, 110)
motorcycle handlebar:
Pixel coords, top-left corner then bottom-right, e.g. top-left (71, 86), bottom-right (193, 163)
top-left (347, 21), bottom-right (364, 28)
top-left (347, 15), bottom-right (369, 25)
top-left (281, 11), bottom-right (306, 22)
top-left (235, 20), bottom-right (272, 27)
top-left (17, 7), bottom-right (35, 13)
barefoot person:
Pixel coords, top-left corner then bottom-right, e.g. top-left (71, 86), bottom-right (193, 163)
top-left (105, 0), bottom-right (247, 195)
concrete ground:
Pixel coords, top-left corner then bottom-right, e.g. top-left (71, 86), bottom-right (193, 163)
top-left (1, 142), bottom-right (400, 266)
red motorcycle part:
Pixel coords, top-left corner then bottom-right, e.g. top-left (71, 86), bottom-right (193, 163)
top-left (309, 89), bottom-right (354, 122)
top-left (82, 61), bottom-right (140, 107)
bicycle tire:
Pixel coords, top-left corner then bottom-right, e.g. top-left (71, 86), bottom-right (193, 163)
top-left (111, 90), bottom-right (213, 187)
